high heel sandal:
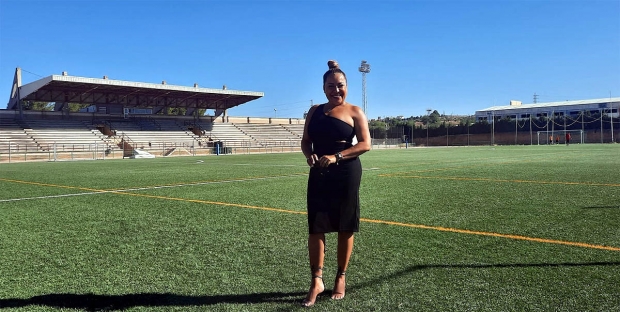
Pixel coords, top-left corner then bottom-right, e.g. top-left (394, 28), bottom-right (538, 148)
top-left (331, 268), bottom-right (346, 300)
top-left (301, 267), bottom-right (325, 307)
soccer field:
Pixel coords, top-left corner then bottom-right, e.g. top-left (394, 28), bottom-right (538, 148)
top-left (1, 145), bottom-right (619, 311)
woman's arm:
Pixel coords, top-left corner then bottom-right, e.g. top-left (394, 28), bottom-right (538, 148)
top-left (339, 105), bottom-right (371, 160)
top-left (301, 105), bottom-right (319, 166)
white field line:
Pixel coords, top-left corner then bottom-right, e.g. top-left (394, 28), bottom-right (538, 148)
top-left (0, 173), bottom-right (306, 203)
top-left (233, 164), bottom-right (382, 170)
top-left (233, 163), bottom-right (303, 167)
top-left (0, 191), bottom-right (107, 202)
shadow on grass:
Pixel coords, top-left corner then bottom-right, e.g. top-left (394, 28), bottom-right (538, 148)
top-left (418, 261), bottom-right (620, 270)
top-left (349, 261), bottom-right (620, 291)
top-left (0, 291), bottom-right (305, 311)
top-left (3, 262), bottom-right (619, 311)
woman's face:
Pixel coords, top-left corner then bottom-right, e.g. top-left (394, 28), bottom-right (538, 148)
top-left (323, 73), bottom-right (347, 105)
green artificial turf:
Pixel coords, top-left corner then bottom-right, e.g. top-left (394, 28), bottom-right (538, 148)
top-left (0, 144), bottom-right (618, 311)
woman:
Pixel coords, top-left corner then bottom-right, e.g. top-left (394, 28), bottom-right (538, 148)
top-left (300, 60), bottom-right (371, 307)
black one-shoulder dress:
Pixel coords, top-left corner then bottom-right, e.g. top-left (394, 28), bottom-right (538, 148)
top-left (306, 104), bottom-right (362, 234)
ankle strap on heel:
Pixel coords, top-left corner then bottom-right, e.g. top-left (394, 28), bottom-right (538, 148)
top-left (311, 265), bottom-right (323, 278)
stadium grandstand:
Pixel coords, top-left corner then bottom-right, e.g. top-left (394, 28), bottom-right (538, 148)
top-left (3, 67), bottom-right (619, 162)
top-left (2, 68), bottom-right (306, 162)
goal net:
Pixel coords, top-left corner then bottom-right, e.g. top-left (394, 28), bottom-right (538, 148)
top-left (536, 130), bottom-right (584, 145)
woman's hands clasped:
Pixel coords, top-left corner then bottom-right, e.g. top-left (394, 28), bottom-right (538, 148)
top-left (307, 154), bottom-right (336, 167)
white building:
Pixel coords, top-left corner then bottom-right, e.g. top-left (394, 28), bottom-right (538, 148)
top-left (475, 98), bottom-right (620, 122)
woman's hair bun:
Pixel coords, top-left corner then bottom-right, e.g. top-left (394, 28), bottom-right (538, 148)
top-left (327, 60), bottom-right (340, 69)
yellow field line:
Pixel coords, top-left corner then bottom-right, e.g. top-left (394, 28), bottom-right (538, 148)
top-left (113, 191), bottom-right (620, 252)
top-left (114, 191), bottom-right (307, 215)
top-left (0, 172), bottom-right (308, 192)
top-left (110, 190), bottom-right (620, 252)
top-left (359, 218), bottom-right (620, 252)
top-left (95, 172), bottom-right (308, 191)
top-left (1, 177), bottom-right (618, 252)
top-left (379, 174), bottom-right (620, 187)
top-left (0, 178), bottom-right (101, 192)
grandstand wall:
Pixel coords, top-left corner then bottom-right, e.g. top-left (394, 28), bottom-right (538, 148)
top-left (0, 109), bottom-right (307, 163)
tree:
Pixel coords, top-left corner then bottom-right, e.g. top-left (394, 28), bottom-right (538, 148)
top-left (68, 103), bottom-right (91, 112)
top-left (22, 101), bottom-right (53, 111)
top-left (157, 107), bottom-right (188, 115)
top-left (429, 110), bottom-right (441, 124)
top-left (459, 116), bottom-right (475, 127)
top-left (368, 120), bottom-right (387, 139)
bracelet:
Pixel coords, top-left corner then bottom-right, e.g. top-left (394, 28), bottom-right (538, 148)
top-left (335, 152), bottom-right (343, 164)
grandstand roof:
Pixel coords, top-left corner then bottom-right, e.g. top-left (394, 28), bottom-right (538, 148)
top-left (7, 69), bottom-right (264, 111)
top-left (477, 97), bottom-right (620, 112)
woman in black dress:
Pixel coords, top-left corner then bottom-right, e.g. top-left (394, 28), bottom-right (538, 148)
top-left (300, 60), bottom-right (371, 307)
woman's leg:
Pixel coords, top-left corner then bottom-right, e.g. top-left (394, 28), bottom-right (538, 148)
top-left (332, 231), bottom-right (354, 299)
top-left (302, 233), bottom-right (326, 307)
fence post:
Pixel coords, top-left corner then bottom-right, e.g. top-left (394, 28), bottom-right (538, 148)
top-left (610, 106), bottom-right (614, 143)
top-left (601, 108), bottom-right (603, 143)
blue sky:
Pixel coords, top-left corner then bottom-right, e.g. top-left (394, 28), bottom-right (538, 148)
top-left (1, 0), bottom-right (618, 119)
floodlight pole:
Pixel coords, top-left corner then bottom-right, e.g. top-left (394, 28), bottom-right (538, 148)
top-left (359, 60), bottom-right (371, 115)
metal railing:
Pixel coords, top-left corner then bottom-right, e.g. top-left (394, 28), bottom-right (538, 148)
top-left (1, 141), bottom-right (117, 163)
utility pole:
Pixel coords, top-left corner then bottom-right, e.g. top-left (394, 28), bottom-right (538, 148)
top-left (533, 93), bottom-right (538, 104)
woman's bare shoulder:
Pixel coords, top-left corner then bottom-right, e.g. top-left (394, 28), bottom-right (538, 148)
top-left (345, 103), bottom-right (364, 115)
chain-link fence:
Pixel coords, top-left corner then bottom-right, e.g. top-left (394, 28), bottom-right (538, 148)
top-left (373, 115), bottom-right (619, 147)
